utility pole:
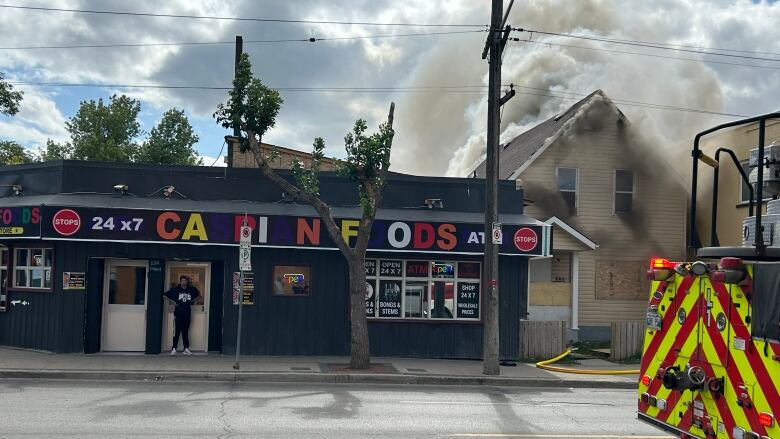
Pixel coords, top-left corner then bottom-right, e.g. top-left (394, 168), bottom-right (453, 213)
top-left (227, 35), bottom-right (243, 168)
top-left (482, 0), bottom-right (514, 376)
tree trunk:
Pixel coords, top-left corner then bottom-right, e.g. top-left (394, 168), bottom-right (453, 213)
top-left (347, 258), bottom-right (371, 369)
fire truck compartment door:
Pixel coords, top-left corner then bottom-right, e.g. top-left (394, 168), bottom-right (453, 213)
top-left (751, 263), bottom-right (780, 342)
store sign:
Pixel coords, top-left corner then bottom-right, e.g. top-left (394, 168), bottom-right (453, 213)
top-left (62, 272), bottom-right (86, 290)
top-left (0, 207), bottom-right (41, 238)
top-left (378, 280), bottom-right (402, 317)
top-left (365, 281), bottom-right (375, 317)
top-left (232, 272), bottom-right (254, 305)
top-left (36, 206), bottom-right (551, 256)
top-left (456, 283), bottom-right (480, 318)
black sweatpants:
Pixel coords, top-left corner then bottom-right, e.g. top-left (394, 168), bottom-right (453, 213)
top-left (173, 311), bottom-right (192, 350)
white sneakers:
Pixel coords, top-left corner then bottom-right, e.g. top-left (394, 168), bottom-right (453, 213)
top-left (171, 347), bottom-right (193, 355)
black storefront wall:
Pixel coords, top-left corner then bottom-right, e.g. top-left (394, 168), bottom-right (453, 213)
top-left (2, 240), bottom-right (528, 359)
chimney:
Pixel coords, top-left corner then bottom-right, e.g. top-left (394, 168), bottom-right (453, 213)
top-left (225, 135), bottom-right (240, 168)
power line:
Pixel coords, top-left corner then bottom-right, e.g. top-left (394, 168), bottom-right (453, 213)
top-left (0, 4), bottom-right (486, 27)
top-left (0, 30), bottom-right (486, 50)
top-left (8, 80), bottom-right (745, 117)
top-left (513, 38), bottom-right (780, 71)
top-left (514, 27), bottom-right (780, 63)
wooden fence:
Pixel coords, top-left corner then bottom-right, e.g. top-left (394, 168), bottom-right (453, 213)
top-left (519, 320), bottom-right (567, 360)
top-left (610, 321), bottom-right (644, 361)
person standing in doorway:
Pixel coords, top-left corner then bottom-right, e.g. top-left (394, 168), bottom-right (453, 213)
top-left (164, 275), bottom-right (200, 355)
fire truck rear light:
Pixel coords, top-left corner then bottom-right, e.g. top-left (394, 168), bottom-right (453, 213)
top-left (720, 257), bottom-right (744, 270)
top-left (641, 375), bottom-right (651, 386)
top-left (758, 412), bottom-right (774, 427)
top-left (744, 432), bottom-right (760, 439)
top-left (641, 392), bottom-right (649, 404)
top-left (651, 258), bottom-right (675, 269)
top-left (648, 395), bottom-right (657, 406)
top-left (656, 398), bottom-right (667, 411)
top-left (711, 271), bottom-right (726, 283)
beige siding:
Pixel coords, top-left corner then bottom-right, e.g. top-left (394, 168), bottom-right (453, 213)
top-left (518, 103), bottom-right (687, 326)
top-left (697, 120), bottom-right (780, 247)
top-left (551, 252), bottom-right (571, 282)
top-left (230, 142), bottom-right (338, 171)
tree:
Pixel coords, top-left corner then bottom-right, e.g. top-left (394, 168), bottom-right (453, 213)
top-left (66, 94), bottom-right (142, 162)
top-left (0, 72), bottom-right (23, 116)
top-left (0, 140), bottom-right (34, 165)
top-left (38, 139), bottom-right (72, 161)
top-left (136, 108), bottom-right (202, 165)
top-left (215, 53), bottom-right (395, 369)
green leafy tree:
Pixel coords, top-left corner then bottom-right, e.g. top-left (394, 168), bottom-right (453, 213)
top-left (66, 94), bottom-right (142, 162)
top-left (38, 139), bottom-right (72, 161)
top-left (0, 72), bottom-right (23, 116)
top-left (0, 140), bottom-right (35, 165)
top-left (215, 53), bottom-right (395, 370)
top-left (136, 108), bottom-right (202, 165)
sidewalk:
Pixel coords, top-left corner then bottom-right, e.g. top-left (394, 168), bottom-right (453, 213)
top-left (0, 347), bottom-right (639, 389)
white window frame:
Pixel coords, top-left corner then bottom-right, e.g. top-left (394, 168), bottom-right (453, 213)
top-left (556, 167), bottom-right (579, 211)
top-left (366, 259), bottom-right (481, 321)
top-left (613, 169), bottom-right (635, 215)
top-left (0, 247), bottom-right (8, 311)
top-left (13, 247), bottom-right (53, 290)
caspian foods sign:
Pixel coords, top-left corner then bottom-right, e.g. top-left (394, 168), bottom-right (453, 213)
top-left (36, 206), bottom-right (551, 256)
top-left (0, 207), bottom-right (41, 238)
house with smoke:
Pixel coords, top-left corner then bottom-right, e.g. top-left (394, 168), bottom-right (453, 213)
top-left (473, 90), bottom-right (687, 342)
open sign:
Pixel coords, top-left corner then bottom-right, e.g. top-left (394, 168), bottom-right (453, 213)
top-left (283, 274), bottom-right (305, 284)
top-left (432, 263), bottom-right (454, 278)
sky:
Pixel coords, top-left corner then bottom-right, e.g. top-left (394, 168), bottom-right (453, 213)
top-left (0, 0), bottom-right (779, 174)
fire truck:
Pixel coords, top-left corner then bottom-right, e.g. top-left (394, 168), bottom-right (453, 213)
top-left (638, 113), bottom-right (780, 439)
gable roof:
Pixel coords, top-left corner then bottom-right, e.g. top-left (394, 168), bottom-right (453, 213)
top-left (472, 90), bottom-right (622, 179)
top-left (543, 216), bottom-right (598, 250)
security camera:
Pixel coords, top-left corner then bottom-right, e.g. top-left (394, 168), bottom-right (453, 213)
top-left (113, 184), bottom-right (128, 191)
top-left (163, 186), bottom-right (175, 198)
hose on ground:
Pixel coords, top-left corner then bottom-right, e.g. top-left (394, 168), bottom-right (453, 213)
top-left (535, 349), bottom-right (640, 375)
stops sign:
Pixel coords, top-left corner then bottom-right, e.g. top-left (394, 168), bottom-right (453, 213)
top-left (52, 209), bottom-right (81, 236)
top-left (513, 227), bottom-right (538, 252)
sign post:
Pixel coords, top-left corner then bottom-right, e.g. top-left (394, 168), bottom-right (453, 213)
top-left (491, 222), bottom-right (503, 245)
top-left (233, 214), bottom-right (251, 371)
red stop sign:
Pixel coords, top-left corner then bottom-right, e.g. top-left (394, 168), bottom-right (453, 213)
top-left (513, 227), bottom-right (538, 252)
top-left (52, 209), bottom-right (81, 236)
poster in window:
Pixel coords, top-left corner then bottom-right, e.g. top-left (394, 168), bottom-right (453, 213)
top-left (365, 280), bottom-right (376, 317)
top-left (405, 260), bottom-right (428, 278)
top-left (379, 260), bottom-right (403, 277)
top-left (458, 262), bottom-right (481, 279)
top-left (378, 279), bottom-right (402, 317)
top-left (365, 259), bottom-right (377, 277)
top-left (272, 265), bottom-right (311, 296)
top-left (456, 282), bottom-right (480, 318)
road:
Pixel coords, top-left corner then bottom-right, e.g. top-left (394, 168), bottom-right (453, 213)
top-left (0, 380), bottom-right (670, 438)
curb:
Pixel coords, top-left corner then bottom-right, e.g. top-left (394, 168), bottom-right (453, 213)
top-left (0, 369), bottom-right (637, 389)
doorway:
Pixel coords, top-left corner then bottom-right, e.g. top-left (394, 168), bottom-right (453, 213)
top-left (102, 260), bottom-right (148, 352)
top-left (162, 262), bottom-right (211, 352)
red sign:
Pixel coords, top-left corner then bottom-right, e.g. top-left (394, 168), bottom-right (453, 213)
top-left (513, 227), bottom-right (538, 252)
top-left (52, 209), bottom-right (81, 236)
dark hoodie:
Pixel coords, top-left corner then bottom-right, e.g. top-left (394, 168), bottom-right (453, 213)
top-left (164, 285), bottom-right (200, 316)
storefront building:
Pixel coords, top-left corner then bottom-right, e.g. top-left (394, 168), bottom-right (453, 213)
top-left (0, 161), bottom-right (550, 359)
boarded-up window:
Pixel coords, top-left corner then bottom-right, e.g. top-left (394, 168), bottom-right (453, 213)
top-left (595, 260), bottom-right (649, 300)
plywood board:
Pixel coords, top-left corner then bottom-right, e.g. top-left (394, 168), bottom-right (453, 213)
top-left (595, 260), bottom-right (649, 300)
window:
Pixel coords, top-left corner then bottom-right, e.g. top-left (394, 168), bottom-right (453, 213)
top-left (614, 169), bottom-right (635, 214)
top-left (365, 259), bottom-right (480, 320)
top-left (13, 248), bottom-right (52, 289)
top-left (556, 167), bottom-right (578, 213)
top-left (272, 265), bottom-right (311, 296)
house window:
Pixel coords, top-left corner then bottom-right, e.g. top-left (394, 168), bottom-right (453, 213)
top-left (556, 167), bottom-right (578, 213)
top-left (365, 259), bottom-right (480, 320)
top-left (614, 169), bottom-right (635, 214)
top-left (13, 248), bottom-right (53, 289)
top-left (272, 265), bottom-right (311, 296)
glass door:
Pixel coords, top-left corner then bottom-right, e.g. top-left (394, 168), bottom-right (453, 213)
top-left (162, 262), bottom-right (210, 352)
top-left (102, 260), bottom-right (148, 352)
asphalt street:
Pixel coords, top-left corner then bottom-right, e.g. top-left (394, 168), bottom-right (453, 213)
top-left (0, 380), bottom-right (671, 438)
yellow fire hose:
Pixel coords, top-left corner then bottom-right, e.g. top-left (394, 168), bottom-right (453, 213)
top-left (535, 349), bottom-right (640, 375)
